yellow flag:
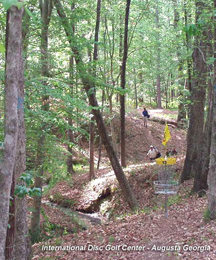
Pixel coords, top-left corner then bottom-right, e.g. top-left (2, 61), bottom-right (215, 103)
top-left (162, 123), bottom-right (171, 146)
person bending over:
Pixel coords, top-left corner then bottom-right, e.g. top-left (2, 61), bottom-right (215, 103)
top-left (146, 145), bottom-right (159, 161)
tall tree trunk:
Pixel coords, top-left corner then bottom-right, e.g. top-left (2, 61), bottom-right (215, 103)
top-left (184, 0), bottom-right (192, 91)
top-left (89, 0), bottom-right (101, 180)
top-left (192, 0), bottom-right (213, 194)
top-left (67, 116), bottom-right (75, 174)
top-left (13, 42), bottom-right (30, 260)
top-left (134, 68), bottom-right (138, 108)
top-left (180, 0), bottom-right (207, 183)
top-left (30, 0), bottom-right (52, 243)
top-left (67, 55), bottom-right (75, 174)
top-left (120, 0), bottom-right (131, 167)
top-left (206, 0), bottom-right (216, 215)
top-left (54, 0), bottom-right (139, 210)
top-left (5, 177), bottom-right (15, 260)
top-left (89, 117), bottom-right (95, 180)
top-left (0, 5), bottom-right (23, 259)
top-left (6, 8), bottom-right (29, 259)
top-left (156, 0), bottom-right (162, 109)
top-left (208, 87), bottom-right (216, 218)
top-left (173, 0), bottom-right (186, 122)
top-left (67, 3), bottom-right (76, 174)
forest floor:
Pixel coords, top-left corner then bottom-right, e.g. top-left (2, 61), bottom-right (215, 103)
top-left (32, 108), bottom-right (216, 260)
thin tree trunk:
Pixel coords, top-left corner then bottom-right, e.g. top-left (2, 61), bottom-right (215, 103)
top-left (30, 0), bottom-right (52, 243)
top-left (184, 0), bottom-right (192, 91)
top-left (97, 90), bottom-right (105, 169)
top-left (89, 0), bottom-right (101, 180)
top-left (156, 0), bottom-right (162, 109)
top-left (67, 117), bottom-right (75, 174)
top-left (67, 55), bottom-right (75, 174)
top-left (54, 0), bottom-right (139, 210)
top-left (89, 118), bottom-right (95, 180)
top-left (120, 0), bottom-right (131, 167)
top-left (67, 3), bottom-right (76, 174)
top-left (134, 68), bottom-right (138, 108)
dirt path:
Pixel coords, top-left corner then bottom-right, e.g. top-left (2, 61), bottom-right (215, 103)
top-left (126, 109), bottom-right (186, 163)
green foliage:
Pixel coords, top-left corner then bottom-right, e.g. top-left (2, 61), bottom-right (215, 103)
top-left (108, 236), bottom-right (115, 243)
top-left (0, 43), bottom-right (5, 53)
top-left (15, 172), bottom-right (41, 198)
top-left (203, 208), bottom-right (211, 222)
top-left (0, 0), bottom-right (25, 10)
top-left (167, 194), bottom-right (181, 206)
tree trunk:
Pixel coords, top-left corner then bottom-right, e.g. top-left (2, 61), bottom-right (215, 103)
top-left (134, 68), bottom-right (138, 108)
top-left (54, 0), bottom-right (139, 210)
top-left (207, 0), bottom-right (216, 219)
top-left (30, 0), bottom-right (52, 243)
top-left (120, 0), bottom-right (131, 167)
top-left (89, 118), bottom-right (95, 180)
top-left (208, 86), bottom-right (216, 218)
top-left (89, 0), bottom-right (101, 180)
top-left (67, 117), bottom-right (75, 174)
top-left (192, 2), bottom-right (213, 194)
top-left (14, 46), bottom-right (30, 260)
top-left (0, 5), bottom-right (23, 259)
top-left (193, 86), bottom-right (213, 195)
top-left (173, 0), bottom-right (186, 122)
top-left (180, 0), bottom-right (207, 182)
top-left (5, 177), bottom-right (15, 260)
top-left (6, 10), bottom-right (29, 258)
top-left (184, 0), bottom-right (192, 94)
top-left (156, 0), bottom-right (162, 109)
top-left (67, 3), bottom-right (76, 174)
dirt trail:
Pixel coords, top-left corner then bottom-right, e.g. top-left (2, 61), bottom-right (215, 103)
top-left (125, 109), bottom-right (186, 163)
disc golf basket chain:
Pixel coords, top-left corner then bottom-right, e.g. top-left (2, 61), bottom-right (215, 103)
top-left (153, 159), bottom-right (179, 218)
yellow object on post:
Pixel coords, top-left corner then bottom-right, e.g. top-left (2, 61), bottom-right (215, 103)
top-left (155, 157), bottom-right (176, 165)
top-left (162, 123), bottom-right (171, 147)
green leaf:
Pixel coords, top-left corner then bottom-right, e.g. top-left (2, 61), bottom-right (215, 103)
top-left (1, 0), bottom-right (17, 10)
top-left (0, 43), bottom-right (5, 54)
top-left (0, 0), bottom-right (24, 11)
top-left (15, 2), bottom-right (24, 10)
top-left (19, 172), bottom-right (33, 186)
top-left (24, 6), bottom-right (33, 17)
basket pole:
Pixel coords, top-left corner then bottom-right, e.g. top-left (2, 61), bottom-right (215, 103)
top-left (165, 193), bottom-right (168, 218)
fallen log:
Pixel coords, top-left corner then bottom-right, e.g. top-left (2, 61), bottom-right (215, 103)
top-left (150, 117), bottom-right (188, 129)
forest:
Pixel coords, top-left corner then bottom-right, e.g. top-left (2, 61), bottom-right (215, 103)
top-left (0, 0), bottom-right (216, 259)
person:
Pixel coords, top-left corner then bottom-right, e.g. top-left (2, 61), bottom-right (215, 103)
top-left (171, 148), bottom-right (177, 156)
top-left (146, 145), bottom-right (160, 160)
top-left (142, 107), bottom-right (150, 127)
top-left (166, 149), bottom-right (171, 157)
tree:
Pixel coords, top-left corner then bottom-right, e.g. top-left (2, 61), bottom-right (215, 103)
top-left (207, 0), bottom-right (216, 218)
top-left (0, 4), bottom-right (23, 259)
top-left (120, 0), bottom-right (131, 167)
top-left (53, 0), bottom-right (139, 210)
top-left (192, 0), bottom-right (213, 194)
top-left (180, 0), bottom-right (207, 183)
top-left (208, 88), bottom-right (216, 218)
top-left (30, 0), bottom-right (52, 243)
top-left (155, 0), bottom-right (162, 108)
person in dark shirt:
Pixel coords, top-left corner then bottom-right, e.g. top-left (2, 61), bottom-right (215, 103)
top-left (142, 107), bottom-right (149, 127)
